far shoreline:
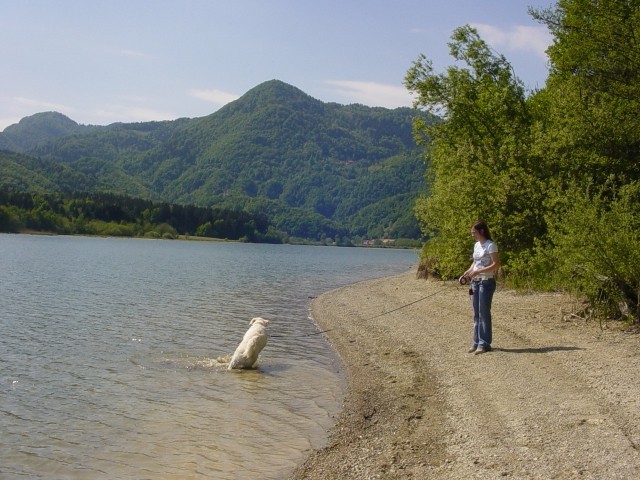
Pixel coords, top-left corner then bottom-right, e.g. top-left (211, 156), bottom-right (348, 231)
top-left (5, 229), bottom-right (421, 250)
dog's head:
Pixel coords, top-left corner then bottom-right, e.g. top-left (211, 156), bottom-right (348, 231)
top-left (249, 317), bottom-right (270, 327)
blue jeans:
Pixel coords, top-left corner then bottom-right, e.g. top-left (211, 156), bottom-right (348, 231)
top-left (471, 278), bottom-right (496, 350)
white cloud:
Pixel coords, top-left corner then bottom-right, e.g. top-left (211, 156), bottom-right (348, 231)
top-left (106, 48), bottom-right (154, 60)
top-left (14, 96), bottom-right (76, 113)
top-left (189, 88), bottom-right (240, 107)
top-left (472, 23), bottom-right (552, 59)
top-left (117, 49), bottom-right (149, 58)
top-left (324, 80), bottom-right (414, 109)
top-left (93, 105), bottom-right (178, 124)
top-left (0, 96), bottom-right (77, 130)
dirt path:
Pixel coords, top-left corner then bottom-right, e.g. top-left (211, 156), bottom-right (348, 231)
top-left (289, 269), bottom-right (640, 479)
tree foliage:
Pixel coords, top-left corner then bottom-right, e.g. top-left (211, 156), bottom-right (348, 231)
top-left (407, 1), bottom-right (640, 322)
top-left (0, 190), bottom-right (278, 243)
top-left (405, 25), bottom-right (543, 278)
top-left (531, 0), bottom-right (640, 189)
top-left (545, 181), bottom-right (640, 322)
top-left (531, 0), bottom-right (640, 321)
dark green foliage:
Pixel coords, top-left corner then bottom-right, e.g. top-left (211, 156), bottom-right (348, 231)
top-left (0, 190), bottom-right (278, 242)
top-left (0, 150), bottom-right (96, 192)
top-left (215, 195), bottom-right (346, 241)
top-left (530, 0), bottom-right (640, 190)
top-left (529, 0), bottom-right (640, 322)
top-left (545, 182), bottom-right (640, 323)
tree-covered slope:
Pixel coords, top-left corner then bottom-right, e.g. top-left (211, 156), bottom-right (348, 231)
top-left (0, 150), bottom-right (96, 192)
top-left (2, 80), bottom-right (431, 240)
top-left (146, 80), bottom-right (429, 237)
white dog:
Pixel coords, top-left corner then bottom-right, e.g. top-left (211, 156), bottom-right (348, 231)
top-left (228, 317), bottom-right (270, 369)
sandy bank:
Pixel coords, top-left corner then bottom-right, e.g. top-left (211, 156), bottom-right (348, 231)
top-left (289, 269), bottom-right (640, 479)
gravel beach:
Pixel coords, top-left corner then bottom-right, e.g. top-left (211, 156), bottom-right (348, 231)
top-left (289, 269), bottom-right (640, 479)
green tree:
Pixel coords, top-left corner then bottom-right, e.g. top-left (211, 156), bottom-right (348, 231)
top-left (546, 181), bottom-right (640, 322)
top-left (0, 205), bottom-right (22, 232)
top-left (530, 0), bottom-right (640, 321)
top-left (405, 25), bottom-right (542, 278)
top-left (530, 0), bottom-right (640, 189)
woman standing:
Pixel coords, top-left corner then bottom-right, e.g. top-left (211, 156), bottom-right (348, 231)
top-left (462, 220), bottom-right (500, 354)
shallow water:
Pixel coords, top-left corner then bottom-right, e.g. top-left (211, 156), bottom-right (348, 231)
top-left (0, 235), bottom-right (416, 479)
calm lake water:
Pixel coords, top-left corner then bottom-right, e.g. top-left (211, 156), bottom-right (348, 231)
top-left (0, 234), bottom-right (417, 479)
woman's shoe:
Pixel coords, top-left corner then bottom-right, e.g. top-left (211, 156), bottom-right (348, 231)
top-left (467, 347), bottom-right (477, 353)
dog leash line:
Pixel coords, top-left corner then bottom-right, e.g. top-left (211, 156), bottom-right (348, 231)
top-left (272, 287), bottom-right (449, 339)
top-left (270, 329), bottom-right (333, 339)
top-left (365, 287), bottom-right (449, 320)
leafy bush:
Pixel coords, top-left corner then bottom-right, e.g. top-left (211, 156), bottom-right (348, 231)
top-left (0, 205), bottom-right (23, 232)
top-left (547, 182), bottom-right (640, 323)
top-left (85, 220), bottom-right (137, 237)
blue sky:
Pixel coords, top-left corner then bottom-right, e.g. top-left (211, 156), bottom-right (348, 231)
top-left (0, 1), bottom-right (554, 131)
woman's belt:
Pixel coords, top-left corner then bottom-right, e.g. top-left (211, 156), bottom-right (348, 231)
top-left (474, 274), bottom-right (494, 281)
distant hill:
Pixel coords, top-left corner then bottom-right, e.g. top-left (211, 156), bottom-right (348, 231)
top-left (0, 112), bottom-right (93, 151)
top-left (0, 80), bottom-right (433, 240)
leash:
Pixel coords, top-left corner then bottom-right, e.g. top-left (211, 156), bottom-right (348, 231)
top-left (365, 287), bottom-right (449, 320)
top-left (270, 328), bottom-right (333, 339)
top-left (271, 286), bottom-right (451, 339)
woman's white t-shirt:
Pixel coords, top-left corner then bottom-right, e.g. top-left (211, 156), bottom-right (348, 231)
top-left (473, 239), bottom-right (498, 278)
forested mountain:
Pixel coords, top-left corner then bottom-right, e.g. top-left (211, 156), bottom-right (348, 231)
top-left (0, 80), bottom-right (430, 240)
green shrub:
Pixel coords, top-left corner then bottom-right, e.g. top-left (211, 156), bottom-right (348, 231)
top-left (547, 182), bottom-right (640, 323)
top-left (86, 220), bottom-right (136, 237)
top-left (0, 205), bottom-right (23, 232)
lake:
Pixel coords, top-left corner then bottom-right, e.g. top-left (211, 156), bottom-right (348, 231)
top-left (0, 234), bottom-right (417, 479)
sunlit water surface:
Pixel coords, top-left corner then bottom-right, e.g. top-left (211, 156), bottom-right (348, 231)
top-left (0, 235), bottom-right (416, 479)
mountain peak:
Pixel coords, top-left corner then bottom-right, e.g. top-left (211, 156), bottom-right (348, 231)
top-left (235, 79), bottom-right (322, 109)
top-left (249, 79), bottom-right (308, 96)
top-left (1, 111), bottom-right (84, 151)
top-left (6, 111), bottom-right (79, 132)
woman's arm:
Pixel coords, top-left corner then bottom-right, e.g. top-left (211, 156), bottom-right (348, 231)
top-left (463, 262), bottom-right (475, 277)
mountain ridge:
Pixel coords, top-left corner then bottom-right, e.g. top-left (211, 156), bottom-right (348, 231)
top-left (0, 80), bottom-right (432, 240)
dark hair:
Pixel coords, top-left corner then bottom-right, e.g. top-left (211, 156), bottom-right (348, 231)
top-left (471, 220), bottom-right (492, 240)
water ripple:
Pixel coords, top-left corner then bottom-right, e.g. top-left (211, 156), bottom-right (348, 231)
top-left (1, 235), bottom-right (416, 479)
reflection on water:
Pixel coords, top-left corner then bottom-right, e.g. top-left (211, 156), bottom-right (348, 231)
top-left (0, 235), bottom-right (416, 479)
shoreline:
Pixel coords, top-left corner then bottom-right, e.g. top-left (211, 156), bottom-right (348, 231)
top-left (6, 231), bottom-right (419, 250)
top-left (289, 269), bottom-right (640, 479)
